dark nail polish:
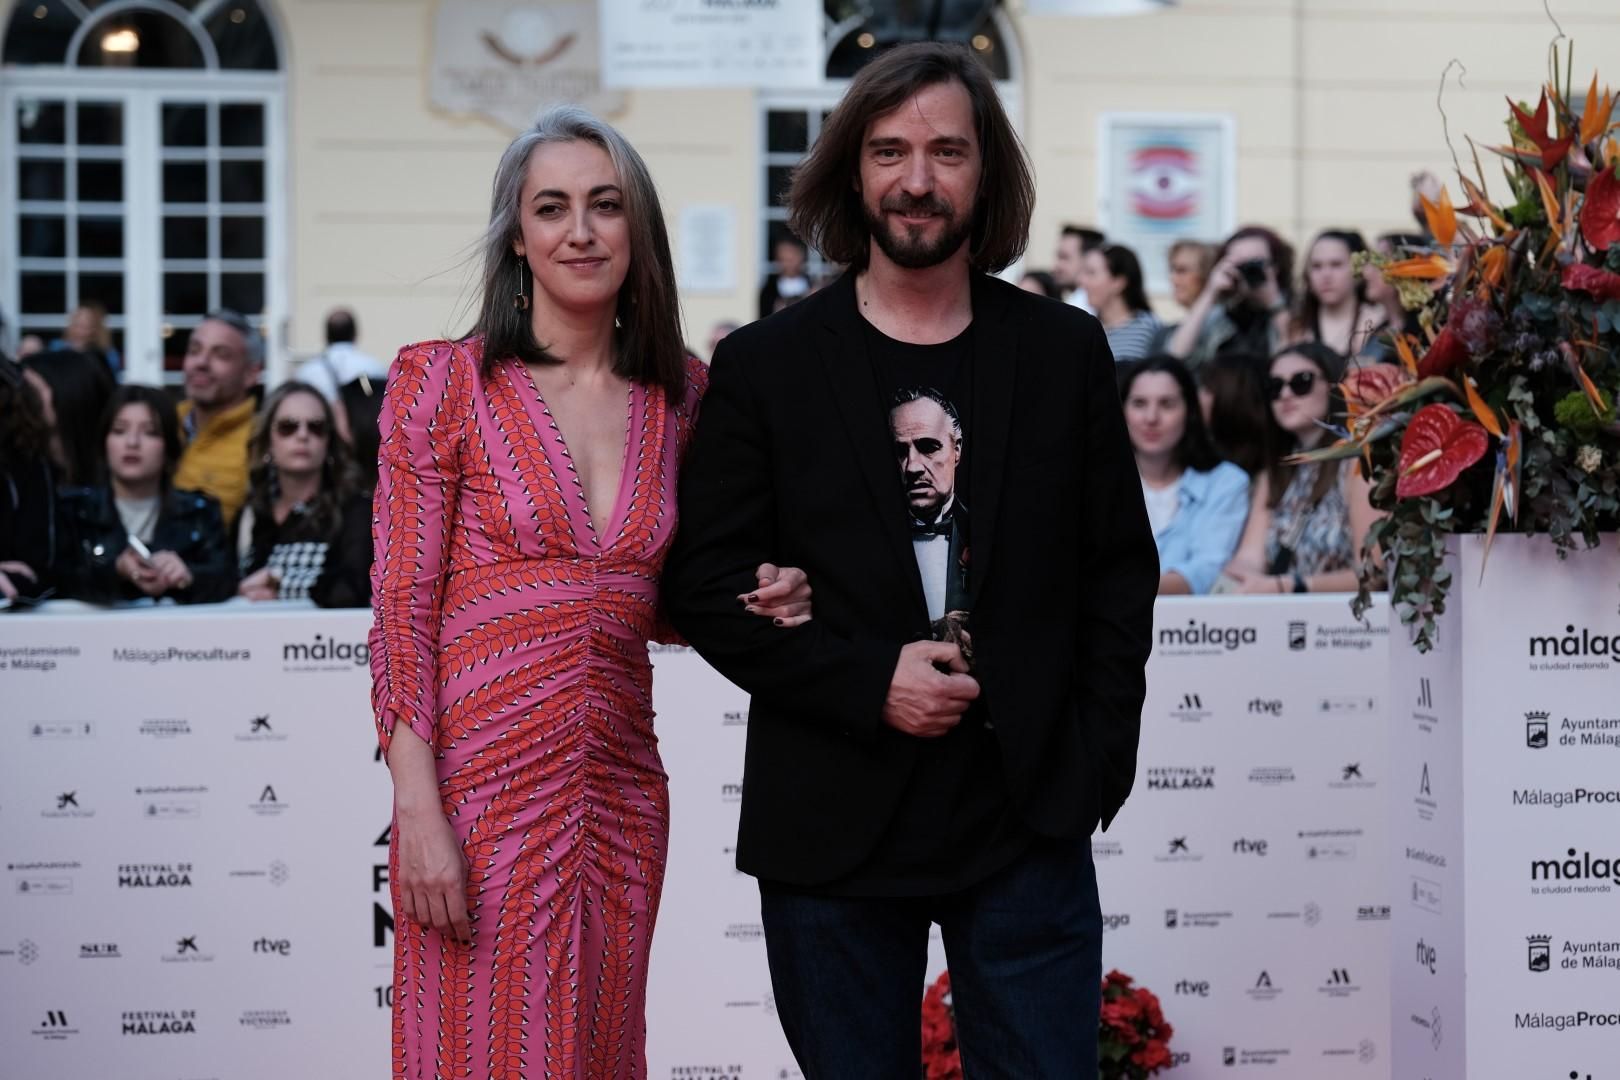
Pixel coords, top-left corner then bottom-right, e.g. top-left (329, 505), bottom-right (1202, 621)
top-left (773, 618), bottom-right (784, 626)
top-left (747, 594), bottom-right (760, 603)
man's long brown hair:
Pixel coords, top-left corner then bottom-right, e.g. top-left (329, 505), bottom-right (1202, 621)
top-left (787, 42), bottom-right (1034, 274)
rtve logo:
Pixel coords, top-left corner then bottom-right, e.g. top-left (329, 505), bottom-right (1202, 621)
top-left (1173, 979), bottom-right (1210, 997)
top-left (1416, 938), bottom-right (1437, 974)
top-left (1232, 838), bottom-right (1269, 856)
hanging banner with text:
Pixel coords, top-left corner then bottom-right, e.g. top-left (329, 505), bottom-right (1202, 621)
top-left (599, 0), bottom-right (822, 89)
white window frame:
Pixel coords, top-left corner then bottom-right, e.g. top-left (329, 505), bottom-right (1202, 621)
top-left (0, 7), bottom-right (287, 386)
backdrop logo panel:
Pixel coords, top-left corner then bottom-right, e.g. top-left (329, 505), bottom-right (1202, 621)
top-left (1, 599), bottom-right (1390, 1078)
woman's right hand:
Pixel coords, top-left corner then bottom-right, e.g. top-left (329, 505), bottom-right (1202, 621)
top-left (237, 566), bottom-right (280, 602)
top-left (0, 560), bottom-right (37, 601)
top-left (116, 549), bottom-right (168, 596)
top-left (393, 800), bottom-right (471, 944)
top-left (1204, 255), bottom-right (1241, 300)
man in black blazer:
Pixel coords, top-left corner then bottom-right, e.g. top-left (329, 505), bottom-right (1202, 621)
top-left (663, 42), bottom-right (1157, 1079)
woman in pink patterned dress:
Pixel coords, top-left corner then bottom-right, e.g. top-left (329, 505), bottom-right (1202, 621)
top-left (369, 106), bottom-right (809, 1079)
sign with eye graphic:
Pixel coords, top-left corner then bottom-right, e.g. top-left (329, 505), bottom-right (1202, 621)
top-left (1098, 112), bottom-right (1236, 294)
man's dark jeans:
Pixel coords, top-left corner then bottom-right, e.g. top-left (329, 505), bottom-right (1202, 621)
top-left (758, 839), bottom-right (1103, 1079)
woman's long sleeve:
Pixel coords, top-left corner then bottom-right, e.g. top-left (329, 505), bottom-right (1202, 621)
top-left (367, 343), bottom-right (469, 754)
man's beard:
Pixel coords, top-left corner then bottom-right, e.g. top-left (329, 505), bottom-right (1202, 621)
top-left (862, 192), bottom-right (975, 270)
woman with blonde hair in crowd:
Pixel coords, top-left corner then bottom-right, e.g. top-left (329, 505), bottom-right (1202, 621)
top-left (1167, 239), bottom-right (1214, 310)
top-left (367, 104), bottom-right (810, 1078)
top-left (53, 300), bottom-right (121, 373)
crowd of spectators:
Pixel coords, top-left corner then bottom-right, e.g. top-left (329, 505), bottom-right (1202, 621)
top-left (7, 200), bottom-right (1421, 613)
top-left (0, 307), bottom-right (381, 611)
top-left (1012, 209), bottom-right (1415, 598)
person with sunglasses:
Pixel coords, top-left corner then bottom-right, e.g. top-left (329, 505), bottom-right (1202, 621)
top-left (55, 384), bottom-right (235, 605)
top-left (1218, 342), bottom-right (1380, 594)
top-left (235, 381), bottom-right (372, 607)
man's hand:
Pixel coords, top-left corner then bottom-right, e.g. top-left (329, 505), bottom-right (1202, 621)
top-left (882, 640), bottom-right (979, 738)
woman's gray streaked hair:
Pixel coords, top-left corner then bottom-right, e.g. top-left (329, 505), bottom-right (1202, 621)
top-left (465, 105), bottom-right (687, 399)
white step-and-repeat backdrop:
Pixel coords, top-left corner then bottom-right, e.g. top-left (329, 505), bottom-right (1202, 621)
top-left (1389, 536), bottom-right (1620, 1080)
top-left (1, 595), bottom-right (1390, 1079)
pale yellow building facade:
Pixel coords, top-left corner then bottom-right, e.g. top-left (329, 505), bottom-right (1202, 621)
top-left (5, 0), bottom-right (1620, 386)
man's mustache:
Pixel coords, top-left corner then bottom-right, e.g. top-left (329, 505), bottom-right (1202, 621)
top-left (882, 194), bottom-right (952, 217)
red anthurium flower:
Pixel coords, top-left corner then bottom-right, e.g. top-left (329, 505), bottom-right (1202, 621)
top-left (1416, 327), bottom-right (1469, 379)
top-left (1396, 405), bottom-right (1491, 498)
top-left (1582, 165), bottom-right (1620, 251)
top-left (1562, 262), bottom-right (1620, 301)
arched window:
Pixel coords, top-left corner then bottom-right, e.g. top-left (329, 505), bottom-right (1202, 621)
top-left (1, 0), bottom-right (284, 385)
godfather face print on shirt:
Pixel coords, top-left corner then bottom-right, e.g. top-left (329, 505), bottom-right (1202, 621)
top-left (889, 387), bottom-right (971, 654)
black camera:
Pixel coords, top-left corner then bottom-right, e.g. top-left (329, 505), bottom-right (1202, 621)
top-left (1236, 258), bottom-right (1270, 287)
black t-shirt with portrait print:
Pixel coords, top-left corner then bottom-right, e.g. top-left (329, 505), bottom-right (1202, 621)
top-left (808, 317), bottom-right (1032, 897)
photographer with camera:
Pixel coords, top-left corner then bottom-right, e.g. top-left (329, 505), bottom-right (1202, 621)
top-left (1165, 225), bottom-right (1294, 371)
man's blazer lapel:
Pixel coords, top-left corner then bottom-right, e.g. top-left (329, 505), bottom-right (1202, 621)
top-left (966, 273), bottom-right (1018, 607)
top-left (816, 273), bottom-right (929, 618)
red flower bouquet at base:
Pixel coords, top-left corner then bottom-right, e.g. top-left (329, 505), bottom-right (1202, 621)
top-left (920, 969), bottom-right (1175, 1079)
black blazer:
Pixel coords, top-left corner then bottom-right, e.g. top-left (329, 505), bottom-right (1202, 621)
top-left (56, 485), bottom-right (236, 605)
top-left (662, 271), bottom-right (1158, 886)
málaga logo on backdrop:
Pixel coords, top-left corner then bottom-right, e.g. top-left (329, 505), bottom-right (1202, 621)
top-left (281, 634), bottom-right (368, 673)
top-left (1155, 619), bottom-right (1256, 656)
top-left (1530, 624), bottom-right (1620, 668)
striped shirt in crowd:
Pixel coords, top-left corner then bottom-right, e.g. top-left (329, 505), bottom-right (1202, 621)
top-left (1104, 310), bottom-right (1164, 363)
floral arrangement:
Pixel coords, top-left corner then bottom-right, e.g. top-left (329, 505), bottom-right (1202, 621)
top-left (1315, 44), bottom-right (1620, 649)
top-left (920, 969), bottom-right (1174, 1079)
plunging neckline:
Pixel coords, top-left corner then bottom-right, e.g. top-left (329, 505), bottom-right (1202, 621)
top-left (506, 357), bottom-right (638, 550)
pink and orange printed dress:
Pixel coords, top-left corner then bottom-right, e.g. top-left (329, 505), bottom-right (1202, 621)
top-left (368, 337), bottom-right (707, 1080)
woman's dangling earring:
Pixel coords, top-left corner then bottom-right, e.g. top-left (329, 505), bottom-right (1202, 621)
top-left (514, 258), bottom-right (530, 312)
